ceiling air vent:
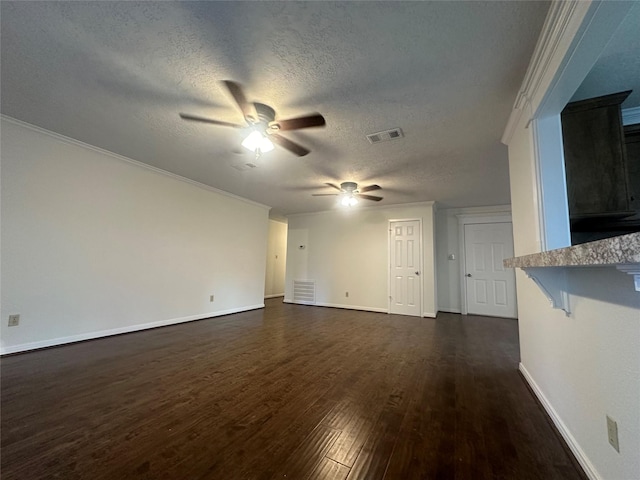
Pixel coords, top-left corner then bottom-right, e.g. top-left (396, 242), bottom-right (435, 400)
top-left (231, 162), bottom-right (258, 172)
top-left (366, 128), bottom-right (404, 144)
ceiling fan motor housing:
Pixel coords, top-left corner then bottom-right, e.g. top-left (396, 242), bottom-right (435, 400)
top-left (341, 181), bottom-right (358, 193)
top-left (253, 103), bottom-right (276, 128)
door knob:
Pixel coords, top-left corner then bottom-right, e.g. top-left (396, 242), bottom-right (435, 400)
top-left (415, 271), bottom-right (420, 276)
top-left (465, 273), bottom-right (472, 277)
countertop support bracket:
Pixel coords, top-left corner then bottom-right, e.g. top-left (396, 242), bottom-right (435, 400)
top-left (523, 267), bottom-right (571, 316)
top-left (615, 265), bottom-right (640, 292)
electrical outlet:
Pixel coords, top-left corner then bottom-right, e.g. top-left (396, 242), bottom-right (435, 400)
top-left (345, 291), bottom-right (349, 298)
top-left (8, 314), bottom-right (20, 327)
top-left (607, 415), bottom-right (620, 453)
top-left (210, 295), bottom-right (215, 302)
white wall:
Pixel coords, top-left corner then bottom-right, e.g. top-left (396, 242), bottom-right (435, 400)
top-left (502, 2), bottom-right (640, 477)
top-left (264, 219), bottom-right (287, 298)
top-left (284, 202), bottom-right (436, 316)
top-left (1, 118), bottom-right (270, 354)
top-left (508, 111), bottom-right (640, 480)
top-left (435, 205), bottom-right (511, 313)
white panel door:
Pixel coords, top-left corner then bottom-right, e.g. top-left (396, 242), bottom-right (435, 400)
top-left (464, 223), bottom-right (517, 318)
top-left (389, 220), bottom-right (421, 317)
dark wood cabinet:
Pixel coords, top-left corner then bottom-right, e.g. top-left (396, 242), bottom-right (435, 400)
top-left (624, 123), bottom-right (640, 212)
top-left (561, 91), bottom-right (633, 221)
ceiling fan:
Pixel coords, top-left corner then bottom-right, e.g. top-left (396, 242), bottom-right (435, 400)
top-left (179, 81), bottom-right (326, 157)
top-left (312, 182), bottom-right (383, 206)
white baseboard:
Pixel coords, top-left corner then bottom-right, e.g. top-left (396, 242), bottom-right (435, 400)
top-left (315, 302), bottom-right (388, 313)
top-left (264, 294), bottom-right (284, 299)
top-left (282, 299), bottom-right (387, 314)
top-left (0, 304), bottom-right (265, 355)
top-left (438, 307), bottom-right (461, 314)
top-left (519, 363), bottom-right (600, 480)
top-left (422, 312), bottom-right (437, 318)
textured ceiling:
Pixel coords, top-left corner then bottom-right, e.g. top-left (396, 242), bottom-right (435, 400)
top-left (1, 1), bottom-right (550, 219)
top-left (571, 2), bottom-right (640, 109)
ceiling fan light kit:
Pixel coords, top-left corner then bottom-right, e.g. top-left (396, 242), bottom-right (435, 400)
top-left (313, 182), bottom-right (383, 207)
top-left (241, 130), bottom-right (274, 153)
top-left (179, 81), bottom-right (325, 157)
top-left (341, 195), bottom-right (359, 207)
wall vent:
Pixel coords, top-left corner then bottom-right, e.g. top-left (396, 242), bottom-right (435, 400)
top-left (366, 128), bottom-right (404, 144)
top-left (293, 280), bottom-right (316, 304)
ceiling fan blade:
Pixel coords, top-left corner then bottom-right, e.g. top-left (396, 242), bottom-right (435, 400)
top-left (179, 113), bottom-right (244, 128)
top-left (325, 182), bottom-right (343, 192)
top-left (222, 80), bottom-right (257, 122)
top-left (360, 184), bottom-right (382, 193)
top-left (311, 193), bottom-right (339, 196)
top-left (269, 134), bottom-right (310, 157)
top-left (270, 113), bottom-right (326, 131)
top-left (358, 194), bottom-right (383, 202)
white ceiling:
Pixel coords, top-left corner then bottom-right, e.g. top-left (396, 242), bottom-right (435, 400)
top-left (0, 1), bottom-right (550, 219)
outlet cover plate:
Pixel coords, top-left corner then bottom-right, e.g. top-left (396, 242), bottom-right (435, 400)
top-left (8, 314), bottom-right (20, 327)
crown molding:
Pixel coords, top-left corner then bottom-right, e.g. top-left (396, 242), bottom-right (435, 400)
top-left (286, 200), bottom-right (436, 219)
top-left (502, 1), bottom-right (592, 145)
top-left (1, 114), bottom-right (272, 211)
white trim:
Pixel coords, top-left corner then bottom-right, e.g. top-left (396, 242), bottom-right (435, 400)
top-left (440, 205), bottom-right (512, 216)
top-left (502, 1), bottom-right (635, 144)
top-left (264, 293), bottom-right (285, 299)
top-left (0, 304), bottom-right (265, 356)
top-left (622, 106), bottom-right (640, 126)
top-left (616, 265), bottom-right (640, 292)
top-left (0, 115), bottom-right (270, 211)
top-left (535, 1), bottom-right (635, 119)
top-left (438, 307), bottom-right (461, 314)
top-left (523, 268), bottom-right (571, 315)
top-left (422, 312), bottom-right (436, 318)
top-left (503, 1), bottom-right (635, 254)
top-left (456, 213), bottom-right (512, 224)
top-left (315, 302), bottom-right (387, 314)
top-left (267, 218), bottom-right (288, 226)
top-left (519, 363), bottom-right (600, 480)
top-left (388, 218), bottom-right (424, 318)
top-left (286, 201), bottom-right (436, 219)
top-left (457, 213), bottom-right (514, 315)
top-left (502, 0), bottom-right (587, 144)
top-left (282, 299), bottom-right (387, 314)
top-left (531, 115), bottom-right (572, 251)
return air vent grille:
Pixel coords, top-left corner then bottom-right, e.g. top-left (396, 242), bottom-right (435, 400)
top-left (231, 162), bottom-right (258, 172)
top-left (366, 128), bottom-right (404, 144)
top-left (293, 280), bottom-right (316, 304)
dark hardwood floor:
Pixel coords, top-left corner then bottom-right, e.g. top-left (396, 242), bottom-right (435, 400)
top-left (1, 299), bottom-right (586, 480)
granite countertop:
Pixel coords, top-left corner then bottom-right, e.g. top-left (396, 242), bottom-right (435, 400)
top-left (504, 232), bottom-right (640, 268)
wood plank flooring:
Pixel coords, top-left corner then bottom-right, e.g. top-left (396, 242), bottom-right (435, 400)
top-left (1, 299), bottom-right (586, 479)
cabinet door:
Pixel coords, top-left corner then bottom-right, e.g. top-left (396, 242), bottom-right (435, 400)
top-left (624, 124), bottom-right (640, 213)
top-left (561, 91), bottom-right (631, 218)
